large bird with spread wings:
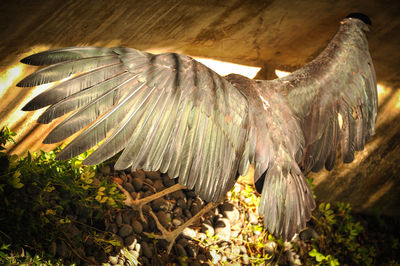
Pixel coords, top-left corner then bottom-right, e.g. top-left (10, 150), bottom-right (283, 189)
top-left (17, 14), bottom-right (377, 242)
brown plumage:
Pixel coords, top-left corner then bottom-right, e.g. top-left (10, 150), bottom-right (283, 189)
top-left (17, 15), bottom-right (377, 240)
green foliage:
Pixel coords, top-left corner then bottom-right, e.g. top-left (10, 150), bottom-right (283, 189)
top-left (303, 202), bottom-right (376, 265)
top-left (0, 126), bottom-right (124, 264)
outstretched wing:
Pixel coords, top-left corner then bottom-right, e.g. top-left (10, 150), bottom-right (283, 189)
top-left (255, 17), bottom-right (377, 240)
top-left (279, 17), bottom-right (377, 173)
top-left (18, 47), bottom-right (252, 202)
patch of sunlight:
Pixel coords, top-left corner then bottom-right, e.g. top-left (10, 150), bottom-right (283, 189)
top-left (377, 84), bottom-right (391, 105)
top-left (395, 90), bottom-right (400, 110)
top-left (194, 58), bottom-right (261, 79)
top-left (338, 113), bottom-right (343, 129)
top-left (0, 64), bottom-right (28, 98)
top-left (275, 69), bottom-right (291, 78)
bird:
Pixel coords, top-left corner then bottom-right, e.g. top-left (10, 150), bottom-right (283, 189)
top-left (17, 13), bottom-right (377, 244)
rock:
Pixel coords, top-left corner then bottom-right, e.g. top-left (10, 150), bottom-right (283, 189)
top-left (184, 209), bottom-right (192, 219)
top-left (220, 202), bottom-right (240, 225)
top-left (99, 165), bottom-right (111, 175)
top-left (299, 227), bottom-right (319, 241)
top-left (265, 240), bottom-right (277, 254)
top-left (65, 224), bottom-right (80, 238)
top-left (186, 243), bottom-right (197, 258)
top-left (56, 241), bottom-right (67, 257)
top-left (145, 171), bottom-right (161, 180)
top-left (156, 211), bottom-right (171, 228)
top-left (177, 198), bottom-right (187, 209)
top-left (132, 178), bottom-right (144, 191)
top-left (119, 224), bottom-right (133, 238)
top-left (132, 169), bottom-right (146, 180)
top-left (153, 179), bottom-right (165, 192)
top-left (151, 198), bottom-right (169, 211)
top-left (172, 218), bottom-right (183, 227)
top-left (144, 178), bottom-right (154, 186)
top-left (190, 202), bottom-right (202, 216)
top-left (49, 241), bottom-right (57, 256)
top-left (108, 255), bottom-right (119, 265)
top-left (173, 207), bottom-right (183, 218)
top-left (182, 227), bottom-right (197, 239)
top-left (197, 254), bottom-right (207, 262)
top-left (141, 242), bottom-right (153, 258)
top-left (171, 190), bottom-right (185, 200)
top-left (162, 174), bottom-right (175, 187)
top-left (125, 235), bottom-right (137, 249)
top-left (197, 232), bottom-right (207, 241)
top-left (215, 217), bottom-right (231, 241)
top-left (122, 212), bottom-right (133, 224)
top-left (175, 244), bottom-right (187, 257)
top-left (143, 190), bottom-right (153, 197)
top-left (124, 182), bottom-right (135, 193)
top-left (201, 221), bottom-right (214, 236)
top-left (132, 220), bottom-right (143, 234)
top-left (186, 191), bottom-right (197, 198)
top-left (177, 238), bottom-right (188, 247)
top-left (115, 213), bottom-right (123, 226)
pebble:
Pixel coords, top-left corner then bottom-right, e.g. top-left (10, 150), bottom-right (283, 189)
top-left (125, 235), bottom-right (137, 249)
top-left (201, 221), bottom-right (214, 236)
top-left (153, 179), bottom-right (165, 192)
top-left (145, 171), bottom-right (161, 180)
top-left (175, 243), bottom-right (187, 257)
top-left (132, 170), bottom-right (146, 180)
top-left (172, 218), bottom-right (183, 227)
top-left (177, 198), bottom-right (187, 209)
top-left (122, 212), bottom-right (133, 224)
top-left (215, 217), bottom-right (231, 241)
top-left (265, 240), bottom-right (277, 254)
top-left (182, 227), bottom-right (197, 239)
top-left (124, 182), bottom-right (135, 193)
top-left (186, 243), bottom-right (197, 258)
top-left (171, 190), bottom-right (185, 200)
top-left (242, 253), bottom-right (250, 264)
top-left (184, 209), bottom-right (192, 219)
top-left (299, 227), bottom-right (319, 241)
top-left (156, 211), bottom-right (171, 228)
top-left (132, 220), bottom-right (143, 234)
top-left (132, 178), bottom-right (144, 191)
top-left (151, 198), bottom-right (169, 211)
top-left (108, 255), bottom-right (119, 265)
top-left (115, 214), bottom-right (123, 226)
top-left (141, 242), bottom-right (153, 258)
top-left (190, 202), bottom-right (202, 216)
top-left (143, 178), bottom-right (154, 186)
top-left (173, 207), bottom-right (183, 218)
top-left (220, 202), bottom-right (240, 225)
top-left (119, 224), bottom-right (133, 238)
top-left (99, 165), bottom-right (111, 175)
top-left (162, 174), bottom-right (175, 187)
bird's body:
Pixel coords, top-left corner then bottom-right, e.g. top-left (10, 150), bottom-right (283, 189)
top-left (17, 15), bottom-right (377, 240)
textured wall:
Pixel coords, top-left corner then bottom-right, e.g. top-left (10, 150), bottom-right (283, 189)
top-left (0, 0), bottom-right (399, 215)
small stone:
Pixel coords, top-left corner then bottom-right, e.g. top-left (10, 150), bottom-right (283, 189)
top-left (99, 165), bottom-right (111, 175)
top-left (50, 241), bottom-right (57, 256)
top-left (143, 178), bottom-right (154, 186)
top-left (197, 254), bottom-right (207, 262)
top-left (162, 174), bottom-right (175, 187)
top-left (177, 198), bottom-right (187, 209)
top-left (197, 232), bottom-right (207, 241)
top-left (175, 244), bottom-right (187, 257)
top-left (56, 241), bottom-right (67, 257)
top-left (124, 182), bottom-right (135, 193)
top-left (172, 218), bottom-right (184, 227)
top-left (132, 169), bottom-right (146, 180)
top-left (186, 243), bottom-right (197, 258)
top-left (108, 255), bottom-right (119, 265)
top-left (119, 224), bottom-right (133, 238)
top-left (182, 227), bottom-right (197, 239)
top-left (184, 209), bottom-right (192, 219)
top-left (239, 246), bottom-right (247, 254)
top-left (151, 198), bottom-right (169, 211)
top-left (132, 220), bottom-right (143, 234)
top-left (265, 240), bottom-right (277, 254)
top-left (118, 258), bottom-right (125, 264)
top-left (125, 235), bottom-right (137, 249)
top-left (132, 178), bottom-right (144, 191)
top-left (115, 213), bottom-right (123, 226)
top-left (201, 221), bottom-right (214, 236)
top-left (190, 202), bottom-right (202, 216)
top-left (299, 227), bottom-right (319, 241)
top-left (186, 191), bottom-right (196, 198)
top-left (171, 190), bottom-right (185, 199)
top-left (156, 211), bottom-right (171, 228)
top-left (177, 238), bottom-right (188, 247)
top-left (122, 212), bottom-right (133, 224)
top-left (220, 202), bottom-right (240, 225)
top-left (145, 171), bottom-right (161, 180)
top-left (153, 179), bottom-right (165, 192)
top-left (173, 207), bottom-right (183, 218)
top-left (215, 217), bottom-right (231, 241)
top-left (141, 242), bottom-right (153, 258)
